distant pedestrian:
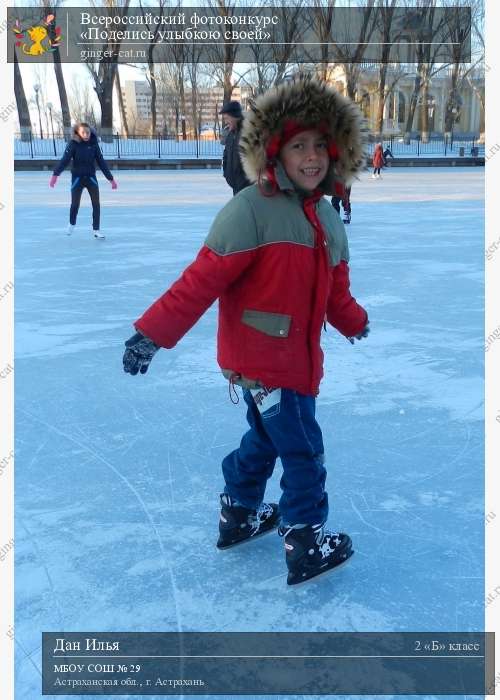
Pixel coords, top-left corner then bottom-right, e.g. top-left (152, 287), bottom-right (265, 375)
top-left (220, 101), bottom-right (251, 195)
top-left (372, 143), bottom-right (384, 179)
top-left (383, 146), bottom-right (394, 166)
top-left (332, 185), bottom-right (352, 224)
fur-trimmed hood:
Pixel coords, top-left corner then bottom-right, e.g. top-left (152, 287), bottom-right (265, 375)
top-left (239, 75), bottom-right (368, 195)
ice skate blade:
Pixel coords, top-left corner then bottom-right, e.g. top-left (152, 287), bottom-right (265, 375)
top-left (286, 548), bottom-right (354, 586)
top-left (216, 522), bottom-right (280, 550)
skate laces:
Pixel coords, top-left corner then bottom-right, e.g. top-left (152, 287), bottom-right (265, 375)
top-left (257, 502), bottom-right (274, 520)
top-left (248, 502), bottom-right (274, 533)
top-left (313, 524), bottom-right (342, 558)
top-left (279, 523), bottom-right (342, 558)
top-left (222, 494), bottom-right (274, 532)
top-left (278, 525), bottom-right (296, 539)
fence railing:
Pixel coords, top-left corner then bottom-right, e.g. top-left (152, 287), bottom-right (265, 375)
top-left (382, 135), bottom-right (484, 158)
top-left (14, 133), bottom-right (225, 159)
top-left (14, 132), bottom-right (484, 160)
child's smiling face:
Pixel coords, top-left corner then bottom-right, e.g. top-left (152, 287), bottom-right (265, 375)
top-left (77, 126), bottom-right (91, 141)
top-left (279, 129), bottom-right (329, 191)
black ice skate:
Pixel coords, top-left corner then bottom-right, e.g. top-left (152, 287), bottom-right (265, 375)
top-left (343, 214), bottom-right (351, 224)
top-left (217, 493), bottom-right (280, 549)
top-left (279, 523), bottom-right (353, 585)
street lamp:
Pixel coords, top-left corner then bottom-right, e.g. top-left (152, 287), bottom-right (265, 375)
top-left (451, 106), bottom-right (458, 146)
top-left (47, 102), bottom-right (56, 156)
top-left (33, 83), bottom-right (44, 140)
top-left (46, 102), bottom-right (54, 136)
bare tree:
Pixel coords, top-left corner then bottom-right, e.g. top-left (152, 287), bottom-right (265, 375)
top-left (270, 2), bottom-right (305, 86)
top-left (114, 66), bottom-right (129, 137)
top-left (154, 65), bottom-right (177, 136)
top-left (86, 0), bottom-right (131, 140)
top-left (125, 105), bottom-right (139, 135)
top-left (399, 0), bottom-right (452, 142)
top-left (206, 0), bottom-right (242, 102)
top-left (311, 0), bottom-right (336, 80)
top-left (243, 1), bottom-right (303, 94)
top-left (136, 0), bottom-right (169, 136)
top-left (41, 2), bottom-right (72, 137)
top-left (372, 0), bottom-right (400, 139)
top-left (439, 3), bottom-right (471, 138)
top-left (242, 61), bottom-right (279, 96)
top-left (32, 64), bottom-right (51, 137)
top-left (321, 0), bottom-right (377, 101)
top-left (69, 74), bottom-right (98, 127)
top-left (464, 1), bottom-right (485, 138)
top-left (186, 58), bottom-right (208, 139)
top-left (156, 62), bottom-right (186, 139)
top-left (441, 0), bottom-right (483, 139)
top-left (20, 0), bottom-right (71, 135)
top-left (14, 51), bottom-right (33, 141)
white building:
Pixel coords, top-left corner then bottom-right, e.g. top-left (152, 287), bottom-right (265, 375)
top-left (329, 64), bottom-right (484, 138)
top-left (121, 81), bottom-right (245, 136)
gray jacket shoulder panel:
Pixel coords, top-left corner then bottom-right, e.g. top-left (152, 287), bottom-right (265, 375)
top-left (239, 186), bottom-right (316, 249)
top-left (205, 186), bottom-right (350, 265)
top-left (205, 189), bottom-right (259, 255)
top-left (317, 198), bottom-right (350, 265)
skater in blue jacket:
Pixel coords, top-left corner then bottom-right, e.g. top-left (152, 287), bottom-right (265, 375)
top-left (50, 122), bottom-right (117, 239)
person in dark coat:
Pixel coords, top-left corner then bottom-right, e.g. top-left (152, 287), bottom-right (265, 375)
top-left (332, 185), bottom-right (352, 224)
top-left (50, 122), bottom-right (117, 239)
top-left (383, 146), bottom-right (394, 166)
top-left (220, 101), bottom-right (251, 195)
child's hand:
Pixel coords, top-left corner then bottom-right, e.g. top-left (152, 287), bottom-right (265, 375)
top-left (111, 179), bottom-right (118, 190)
top-left (348, 323), bottom-right (370, 345)
top-left (49, 175), bottom-right (58, 188)
top-left (123, 331), bottom-right (159, 375)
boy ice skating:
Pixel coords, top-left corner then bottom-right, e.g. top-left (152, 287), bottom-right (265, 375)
top-left (123, 76), bottom-right (370, 585)
top-left (50, 122), bottom-right (117, 239)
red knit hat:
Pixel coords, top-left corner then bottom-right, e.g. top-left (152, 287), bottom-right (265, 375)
top-left (263, 119), bottom-right (341, 196)
top-left (265, 119), bottom-right (339, 162)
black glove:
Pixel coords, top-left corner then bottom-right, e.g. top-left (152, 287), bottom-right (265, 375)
top-left (123, 331), bottom-right (160, 375)
top-left (348, 323), bottom-right (370, 345)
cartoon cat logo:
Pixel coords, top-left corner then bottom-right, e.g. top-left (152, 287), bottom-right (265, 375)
top-left (12, 15), bottom-right (63, 56)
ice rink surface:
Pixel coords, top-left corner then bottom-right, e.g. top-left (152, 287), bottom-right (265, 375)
top-left (15, 167), bottom-right (484, 699)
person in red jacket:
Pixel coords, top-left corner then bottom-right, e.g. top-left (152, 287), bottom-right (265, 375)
top-left (123, 76), bottom-right (370, 585)
top-left (372, 142), bottom-right (384, 179)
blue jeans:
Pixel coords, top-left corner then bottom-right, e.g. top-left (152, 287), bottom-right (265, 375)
top-left (222, 388), bottom-right (328, 525)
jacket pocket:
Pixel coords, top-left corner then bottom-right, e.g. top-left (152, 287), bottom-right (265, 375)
top-left (241, 309), bottom-right (291, 338)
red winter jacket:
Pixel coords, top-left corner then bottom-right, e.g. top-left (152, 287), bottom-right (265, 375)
top-left (372, 145), bottom-right (384, 168)
top-left (135, 170), bottom-right (367, 396)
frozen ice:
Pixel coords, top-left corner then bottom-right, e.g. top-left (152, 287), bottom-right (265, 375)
top-left (14, 167), bottom-right (485, 699)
